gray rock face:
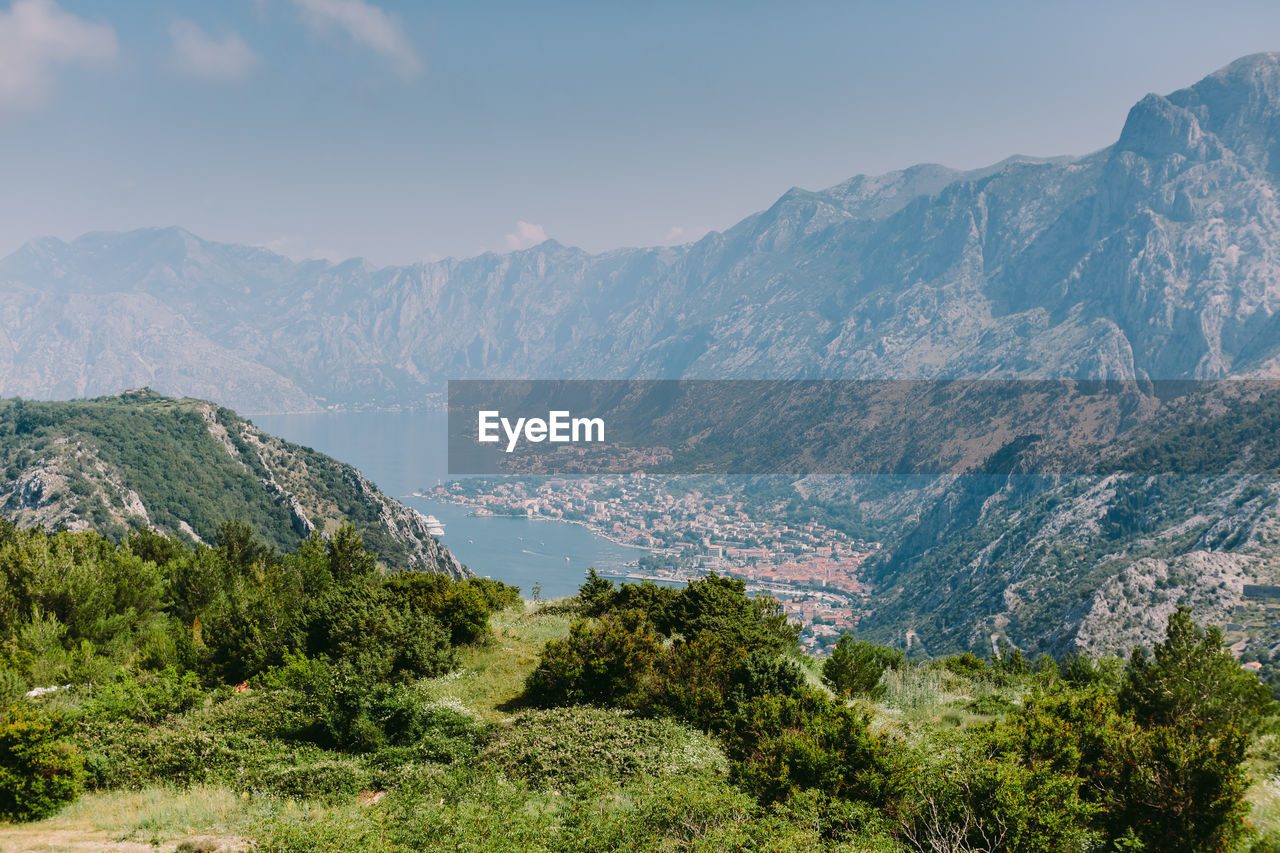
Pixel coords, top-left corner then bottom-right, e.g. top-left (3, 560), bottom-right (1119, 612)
top-left (4, 55), bottom-right (1280, 412)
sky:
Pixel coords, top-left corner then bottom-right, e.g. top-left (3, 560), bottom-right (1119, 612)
top-left (2, 0), bottom-right (1280, 266)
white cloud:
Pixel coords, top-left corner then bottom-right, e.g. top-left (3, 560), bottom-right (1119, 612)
top-left (0, 0), bottom-right (116, 109)
top-left (291, 0), bottom-right (421, 79)
top-left (170, 19), bottom-right (257, 82)
top-left (504, 221), bottom-right (548, 251)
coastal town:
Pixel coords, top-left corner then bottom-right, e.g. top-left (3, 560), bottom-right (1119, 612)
top-left (426, 474), bottom-right (879, 652)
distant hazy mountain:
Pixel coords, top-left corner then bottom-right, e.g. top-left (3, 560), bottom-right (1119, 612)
top-left (0, 390), bottom-right (466, 577)
top-left (5, 53), bottom-right (1280, 411)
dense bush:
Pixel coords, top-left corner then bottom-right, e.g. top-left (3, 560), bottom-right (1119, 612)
top-left (527, 574), bottom-right (903, 813)
top-left (1111, 607), bottom-right (1269, 851)
top-left (655, 574), bottom-right (798, 653)
top-left (252, 652), bottom-right (480, 754)
top-left (821, 635), bottom-right (904, 699)
top-left (643, 637), bottom-right (808, 732)
top-left (0, 704), bottom-right (84, 821)
top-left (1119, 606), bottom-right (1274, 733)
top-left (384, 571), bottom-right (494, 646)
top-left (578, 570), bottom-right (796, 654)
top-left (306, 582), bottom-right (456, 685)
top-left (1057, 650), bottom-right (1123, 690)
top-left (83, 667), bottom-right (205, 724)
top-left (523, 576), bottom-right (1280, 852)
top-left (726, 688), bottom-right (900, 806)
top-left (982, 608), bottom-right (1273, 852)
top-left (899, 728), bottom-right (1097, 853)
top-left (248, 757), bottom-right (373, 801)
top-left (524, 610), bottom-right (663, 708)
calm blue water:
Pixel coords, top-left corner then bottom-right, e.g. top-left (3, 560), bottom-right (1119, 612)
top-left (249, 411), bottom-right (641, 598)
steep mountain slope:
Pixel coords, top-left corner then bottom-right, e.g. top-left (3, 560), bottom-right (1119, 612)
top-left (856, 384), bottom-right (1280, 663)
top-left (4, 54), bottom-right (1280, 411)
top-left (0, 389), bottom-right (466, 577)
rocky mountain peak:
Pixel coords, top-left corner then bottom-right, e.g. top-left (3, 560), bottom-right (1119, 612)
top-left (1119, 51), bottom-right (1280, 171)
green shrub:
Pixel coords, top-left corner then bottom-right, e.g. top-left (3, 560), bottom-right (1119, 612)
top-left (0, 703), bottom-right (85, 821)
top-left (523, 611), bottom-right (662, 708)
top-left (103, 725), bottom-right (243, 787)
top-left (769, 788), bottom-right (898, 847)
top-left (481, 706), bottom-right (727, 789)
top-left (439, 583), bottom-right (490, 645)
top-left (577, 568), bottom-right (617, 617)
top-left (941, 651), bottom-right (989, 679)
top-left (657, 574), bottom-right (797, 654)
top-left (83, 667), bottom-right (205, 724)
top-left (1058, 651), bottom-right (1123, 690)
top-left (822, 635), bottom-right (904, 699)
top-left (306, 581), bottom-right (456, 685)
top-left (255, 653), bottom-right (479, 754)
top-left (579, 572), bottom-right (798, 656)
top-left (467, 577), bottom-right (522, 612)
top-left (899, 730), bottom-right (1098, 853)
top-left (248, 757), bottom-right (372, 801)
top-left (1119, 606), bottom-right (1275, 735)
top-left (1112, 721), bottom-right (1251, 852)
top-left (642, 637), bottom-right (807, 732)
top-left (1111, 607), bottom-right (1271, 851)
top-left (385, 571), bottom-right (520, 646)
top-left (0, 668), bottom-right (25, 707)
top-left (725, 688), bottom-right (899, 806)
top-left (990, 616), bottom-right (1266, 853)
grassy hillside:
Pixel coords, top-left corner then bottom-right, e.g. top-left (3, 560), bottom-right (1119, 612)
top-left (0, 389), bottom-right (463, 576)
top-left (1, 524), bottom-right (1277, 852)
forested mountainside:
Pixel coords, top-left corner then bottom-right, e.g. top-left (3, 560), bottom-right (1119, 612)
top-left (5, 53), bottom-right (1280, 411)
top-left (0, 389), bottom-right (464, 577)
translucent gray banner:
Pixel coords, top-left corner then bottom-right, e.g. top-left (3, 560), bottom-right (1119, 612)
top-left (447, 379), bottom-right (1280, 477)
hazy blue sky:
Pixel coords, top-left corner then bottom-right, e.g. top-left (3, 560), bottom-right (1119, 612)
top-left (2, 0), bottom-right (1280, 265)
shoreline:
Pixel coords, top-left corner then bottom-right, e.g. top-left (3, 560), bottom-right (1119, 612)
top-left (417, 492), bottom-right (659, 555)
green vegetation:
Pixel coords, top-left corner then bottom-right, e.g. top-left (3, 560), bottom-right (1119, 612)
top-left (0, 392), bottom-right (458, 572)
top-left (823, 635), bottom-right (905, 699)
top-left (518, 574), bottom-right (1279, 852)
top-left (0, 703), bottom-right (84, 821)
top-left (0, 526), bottom-right (1277, 852)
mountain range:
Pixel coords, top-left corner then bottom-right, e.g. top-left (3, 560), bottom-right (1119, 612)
top-left (5, 53), bottom-right (1280, 412)
top-left (7, 52), bottom-right (1280, 661)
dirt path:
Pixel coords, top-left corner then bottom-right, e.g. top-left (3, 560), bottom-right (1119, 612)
top-left (0, 829), bottom-right (247, 853)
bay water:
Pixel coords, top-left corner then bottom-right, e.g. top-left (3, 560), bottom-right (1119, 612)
top-left (250, 411), bottom-right (641, 598)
